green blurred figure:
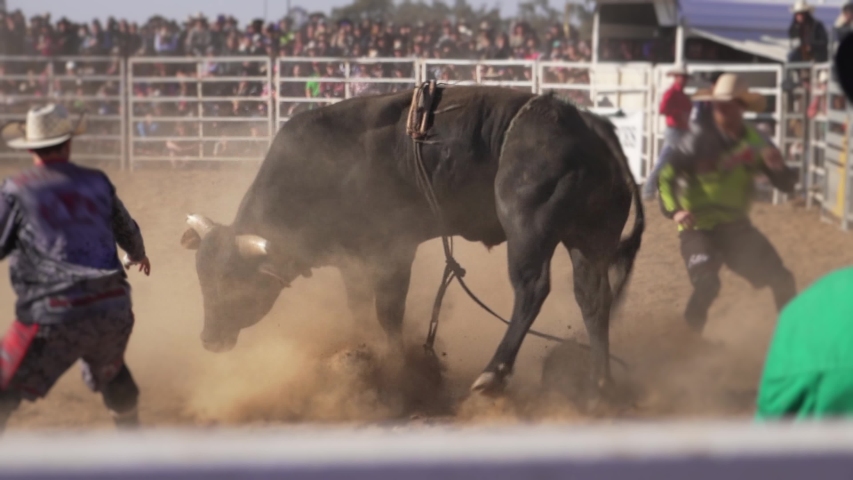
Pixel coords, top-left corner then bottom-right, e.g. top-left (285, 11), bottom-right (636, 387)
top-left (757, 267), bottom-right (853, 418)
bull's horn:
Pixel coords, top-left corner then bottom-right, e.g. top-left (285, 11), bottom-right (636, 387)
top-left (236, 235), bottom-right (269, 258)
top-left (186, 214), bottom-right (215, 238)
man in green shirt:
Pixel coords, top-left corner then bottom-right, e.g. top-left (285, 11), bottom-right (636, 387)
top-left (757, 267), bottom-right (853, 418)
top-left (657, 73), bottom-right (799, 335)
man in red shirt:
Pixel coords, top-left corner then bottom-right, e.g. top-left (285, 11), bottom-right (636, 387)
top-left (643, 65), bottom-right (693, 200)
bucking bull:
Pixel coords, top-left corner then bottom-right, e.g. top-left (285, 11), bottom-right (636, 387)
top-left (180, 85), bottom-right (644, 394)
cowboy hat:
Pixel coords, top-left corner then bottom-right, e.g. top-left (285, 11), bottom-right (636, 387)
top-left (666, 64), bottom-right (689, 76)
top-left (1, 104), bottom-right (86, 150)
top-left (791, 0), bottom-right (814, 13)
top-left (692, 73), bottom-right (767, 112)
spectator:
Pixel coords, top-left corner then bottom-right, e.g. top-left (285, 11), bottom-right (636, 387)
top-left (154, 25), bottom-right (179, 56)
top-left (185, 14), bottom-right (212, 57)
top-left (788, 0), bottom-right (829, 62)
top-left (643, 65), bottom-right (692, 200)
top-left (78, 24), bottom-right (99, 55)
top-left (54, 19), bottom-right (79, 56)
top-left (835, 1), bottom-right (853, 44)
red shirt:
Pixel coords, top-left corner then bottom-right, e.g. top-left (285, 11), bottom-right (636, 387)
top-left (659, 84), bottom-right (692, 130)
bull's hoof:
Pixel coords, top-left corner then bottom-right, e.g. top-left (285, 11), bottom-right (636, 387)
top-left (470, 372), bottom-right (506, 395)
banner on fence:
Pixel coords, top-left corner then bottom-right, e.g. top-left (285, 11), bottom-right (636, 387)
top-left (591, 109), bottom-right (645, 182)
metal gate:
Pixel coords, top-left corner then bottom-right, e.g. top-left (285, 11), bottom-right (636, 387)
top-left (127, 56), bottom-right (274, 169)
top-left (0, 56), bottom-right (126, 168)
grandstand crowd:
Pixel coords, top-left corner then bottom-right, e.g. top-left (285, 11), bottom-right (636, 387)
top-left (0, 8), bottom-right (608, 163)
top-left (0, 9), bottom-right (596, 62)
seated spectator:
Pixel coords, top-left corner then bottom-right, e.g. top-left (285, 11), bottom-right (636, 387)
top-left (788, 0), bottom-right (828, 62)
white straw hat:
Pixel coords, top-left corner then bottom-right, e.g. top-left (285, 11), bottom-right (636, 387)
top-left (791, 0), bottom-right (815, 14)
top-left (666, 64), bottom-right (689, 77)
top-left (692, 73), bottom-right (767, 112)
top-left (1, 104), bottom-right (87, 150)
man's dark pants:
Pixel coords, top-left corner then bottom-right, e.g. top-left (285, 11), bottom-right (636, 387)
top-left (679, 219), bottom-right (797, 332)
top-left (0, 304), bottom-right (139, 430)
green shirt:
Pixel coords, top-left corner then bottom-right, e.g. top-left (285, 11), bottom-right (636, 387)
top-left (657, 123), bottom-right (791, 231)
top-left (756, 267), bottom-right (853, 418)
top-left (306, 74), bottom-right (321, 98)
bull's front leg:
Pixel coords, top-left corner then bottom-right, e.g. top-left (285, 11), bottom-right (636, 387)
top-left (371, 246), bottom-right (417, 347)
top-left (338, 260), bottom-right (375, 328)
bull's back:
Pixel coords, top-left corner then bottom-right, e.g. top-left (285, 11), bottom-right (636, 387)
top-left (238, 86), bottom-right (539, 244)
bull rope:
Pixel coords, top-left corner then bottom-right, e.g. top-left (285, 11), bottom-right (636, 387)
top-left (407, 82), bottom-right (628, 371)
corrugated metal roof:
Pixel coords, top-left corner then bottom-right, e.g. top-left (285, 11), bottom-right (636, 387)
top-left (680, 0), bottom-right (846, 42)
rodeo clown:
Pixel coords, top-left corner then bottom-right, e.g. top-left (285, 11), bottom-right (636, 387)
top-left (0, 104), bottom-right (150, 431)
top-left (656, 74), bottom-right (799, 336)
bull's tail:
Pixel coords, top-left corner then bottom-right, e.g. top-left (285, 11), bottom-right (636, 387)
top-left (593, 116), bottom-right (645, 307)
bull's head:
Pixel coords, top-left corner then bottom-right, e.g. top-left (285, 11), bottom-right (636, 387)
top-left (180, 214), bottom-right (304, 353)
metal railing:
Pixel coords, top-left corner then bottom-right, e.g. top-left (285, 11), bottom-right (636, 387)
top-left (127, 56), bottom-right (274, 169)
top-left (421, 59), bottom-right (538, 92)
top-left (0, 56), bottom-right (126, 167)
top-left (3, 55), bottom-right (852, 227)
top-left (274, 57), bottom-right (418, 126)
top-left (805, 63), bottom-right (831, 213)
top-left (806, 63), bottom-right (852, 230)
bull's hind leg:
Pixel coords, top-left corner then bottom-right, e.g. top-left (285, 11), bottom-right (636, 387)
top-left (567, 247), bottom-right (613, 390)
top-left (471, 229), bottom-right (560, 393)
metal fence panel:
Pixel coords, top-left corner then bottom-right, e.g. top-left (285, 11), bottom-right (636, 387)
top-left (805, 64), bottom-right (830, 213)
top-left (127, 56), bottom-right (274, 169)
top-left (0, 56), bottom-right (126, 168)
top-left (4, 54), bottom-right (853, 231)
top-left (812, 77), bottom-right (851, 229)
top-left (275, 57), bottom-right (418, 128)
top-left (422, 59), bottom-right (537, 93)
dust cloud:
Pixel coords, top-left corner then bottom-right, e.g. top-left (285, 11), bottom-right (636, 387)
top-left (2, 161), bottom-right (853, 430)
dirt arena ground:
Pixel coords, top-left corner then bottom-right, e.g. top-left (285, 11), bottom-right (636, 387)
top-left (3, 163), bottom-right (853, 431)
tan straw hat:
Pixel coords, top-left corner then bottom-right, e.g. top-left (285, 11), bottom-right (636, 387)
top-left (691, 73), bottom-right (767, 112)
top-left (1, 104), bottom-right (87, 150)
top-left (791, 0), bottom-right (814, 13)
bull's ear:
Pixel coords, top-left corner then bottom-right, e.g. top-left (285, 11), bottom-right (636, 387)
top-left (180, 228), bottom-right (202, 250)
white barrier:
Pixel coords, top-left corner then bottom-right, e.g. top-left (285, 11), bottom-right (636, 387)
top-left (4, 422), bottom-right (853, 478)
top-left (591, 107), bottom-right (647, 182)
